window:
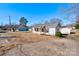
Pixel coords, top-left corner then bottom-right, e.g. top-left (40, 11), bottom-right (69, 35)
top-left (35, 28), bottom-right (39, 31)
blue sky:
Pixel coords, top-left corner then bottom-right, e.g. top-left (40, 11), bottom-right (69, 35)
top-left (0, 3), bottom-right (76, 26)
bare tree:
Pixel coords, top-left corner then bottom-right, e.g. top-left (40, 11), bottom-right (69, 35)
top-left (49, 18), bottom-right (62, 26)
top-left (44, 18), bottom-right (62, 26)
top-left (58, 4), bottom-right (79, 25)
top-left (44, 20), bottom-right (49, 24)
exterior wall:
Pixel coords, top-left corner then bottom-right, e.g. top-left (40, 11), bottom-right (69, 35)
top-left (32, 27), bottom-right (45, 34)
top-left (48, 28), bottom-right (56, 35)
top-left (60, 28), bottom-right (71, 34)
top-left (32, 27), bottom-right (57, 35)
top-left (32, 27), bottom-right (36, 33)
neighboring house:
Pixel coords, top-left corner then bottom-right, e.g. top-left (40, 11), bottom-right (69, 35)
top-left (0, 25), bottom-right (30, 32)
top-left (17, 25), bottom-right (31, 31)
top-left (32, 23), bottom-right (61, 35)
top-left (60, 25), bottom-right (75, 34)
top-left (18, 25), bottom-right (30, 31)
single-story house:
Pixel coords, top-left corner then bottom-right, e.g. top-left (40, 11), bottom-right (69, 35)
top-left (0, 25), bottom-right (30, 32)
top-left (60, 24), bottom-right (75, 34)
top-left (31, 23), bottom-right (61, 35)
top-left (18, 25), bottom-right (30, 31)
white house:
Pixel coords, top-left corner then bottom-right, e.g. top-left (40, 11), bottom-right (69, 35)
top-left (60, 25), bottom-right (74, 34)
top-left (60, 28), bottom-right (71, 34)
top-left (32, 23), bottom-right (61, 35)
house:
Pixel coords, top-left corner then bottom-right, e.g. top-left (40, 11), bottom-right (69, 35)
top-left (18, 25), bottom-right (30, 31)
top-left (32, 24), bottom-right (47, 34)
top-left (0, 24), bottom-right (30, 32)
top-left (60, 24), bottom-right (75, 34)
top-left (32, 22), bottom-right (61, 35)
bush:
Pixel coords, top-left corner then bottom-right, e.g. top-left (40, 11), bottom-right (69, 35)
top-left (75, 24), bottom-right (79, 29)
top-left (55, 32), bottom-right (62, 37)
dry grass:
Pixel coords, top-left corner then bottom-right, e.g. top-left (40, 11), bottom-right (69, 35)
top-left (0, 31), bottom-right (79, 56)
top-left (8, 32), bottom-right (58, 43)
top-left (0, 32), bottom-right (58, 55)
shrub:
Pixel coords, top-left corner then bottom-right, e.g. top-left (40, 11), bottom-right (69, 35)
top-left (75, 24), bottom-right (79, 29)
top-left (55, 32), bottom-right (62, 37)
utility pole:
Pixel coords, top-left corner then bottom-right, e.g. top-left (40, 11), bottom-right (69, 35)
top-left (9, 16), bottom-right (11, 31)
top-left (9, 16), bottom-right (11, 26)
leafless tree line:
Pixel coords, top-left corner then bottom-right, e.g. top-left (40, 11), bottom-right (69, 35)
top-left (60, 4), bottom-right (79, 24)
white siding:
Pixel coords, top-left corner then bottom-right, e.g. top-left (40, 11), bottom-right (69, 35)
top-left (32, 27), bottom-right (44, 34)
top-left (48, 28), bottom-right (56, 35)
top-left (32, 27), bottom-right (57, 35)
top-left (32, 27), bottom-right (36, 33)
top-left (60, 28), bottom-right (71, 34)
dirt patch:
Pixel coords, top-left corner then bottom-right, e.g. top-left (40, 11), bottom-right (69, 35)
top-left (4, 39), bottom-right (78, 56)
top-left (0, 44), bottom-right (17, 56)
